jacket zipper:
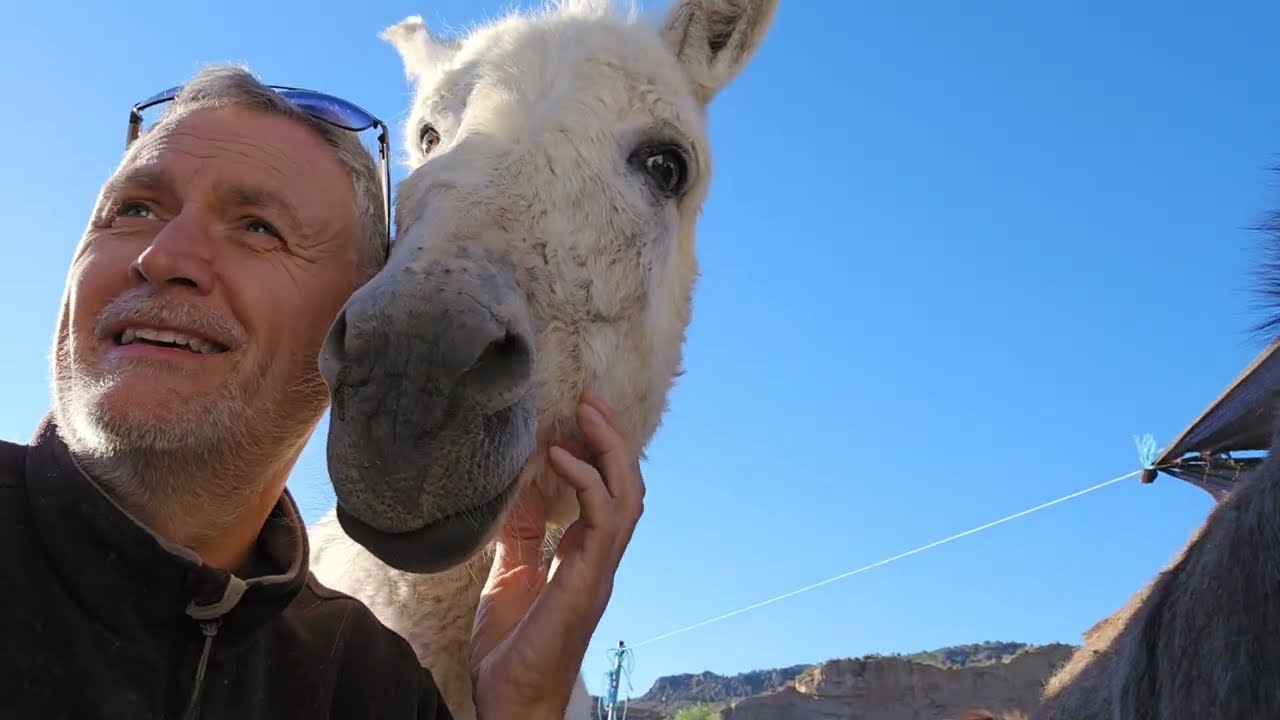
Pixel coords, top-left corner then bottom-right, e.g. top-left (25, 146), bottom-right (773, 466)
top-left (181, 619), bottom-right (222, 720)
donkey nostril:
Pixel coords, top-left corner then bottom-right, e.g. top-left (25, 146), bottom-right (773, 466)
top-left (461, 330), bottom-right (532, 408)
top-left (328, 311), bottom-right (351, 360)
top-left (319, 309), bottom-right (352, 388)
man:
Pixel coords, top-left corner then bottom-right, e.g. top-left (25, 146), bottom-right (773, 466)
top-left (0, 64), bottom-right (644, 719)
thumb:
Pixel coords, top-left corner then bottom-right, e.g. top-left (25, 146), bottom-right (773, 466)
top-left (471, 484), bottom-right (549, 663)
top-left (497, 482), bottom-right (549, 558)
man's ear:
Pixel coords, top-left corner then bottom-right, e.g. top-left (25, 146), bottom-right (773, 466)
top-left (659, 0), bottom-right (779, 105)
top-left (380, 15), bottom-right (458, 87)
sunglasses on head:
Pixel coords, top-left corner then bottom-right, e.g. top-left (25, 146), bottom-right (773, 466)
top-left (125, 84), bottom-right (393, 263)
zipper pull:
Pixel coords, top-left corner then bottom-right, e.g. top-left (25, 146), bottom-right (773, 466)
top-left (182, 619), bottom-right (222, 720)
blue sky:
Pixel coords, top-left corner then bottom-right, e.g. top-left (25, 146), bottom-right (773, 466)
top-left (3, 0), bottom-right (1280, 700)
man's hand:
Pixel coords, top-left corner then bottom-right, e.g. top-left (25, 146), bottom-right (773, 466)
top-left (469, 391), bottom-right (645, 719)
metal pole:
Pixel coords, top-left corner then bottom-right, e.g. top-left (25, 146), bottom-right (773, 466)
top-left (605, 641), bottom-right (626, 720)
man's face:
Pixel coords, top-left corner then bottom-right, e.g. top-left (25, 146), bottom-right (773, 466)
top-left (55, 104), bottom-right (363, 459)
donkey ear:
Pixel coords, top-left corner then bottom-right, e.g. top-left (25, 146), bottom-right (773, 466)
top-left (659, 0), bottom-right (778, 104)
top-left (380, 15), bottom-right (457, 86)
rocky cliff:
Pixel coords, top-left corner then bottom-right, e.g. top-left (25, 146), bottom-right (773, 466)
top-left (599, 641), bottom-right (1074, 720)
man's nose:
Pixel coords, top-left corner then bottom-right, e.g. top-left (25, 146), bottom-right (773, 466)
top-left (129, 210), bottom-right (216, 293)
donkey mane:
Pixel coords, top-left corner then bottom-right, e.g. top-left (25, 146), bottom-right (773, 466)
top-left (1247, 166), bottom-right (1280, 339)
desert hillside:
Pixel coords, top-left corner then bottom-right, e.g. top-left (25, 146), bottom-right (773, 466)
top-left (595, 641), bottom-right (1075, 720)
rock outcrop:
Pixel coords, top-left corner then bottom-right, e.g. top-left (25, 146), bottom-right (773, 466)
top-left (600, 641), bottom-right (1074, 720)
top-left (721, 644), bottom-right (1072, 720)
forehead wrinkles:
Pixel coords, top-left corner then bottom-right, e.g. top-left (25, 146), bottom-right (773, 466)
top-left (133, 126), bottom-right (296, 183)
top-left (119, 125), bottom-right (335, 238)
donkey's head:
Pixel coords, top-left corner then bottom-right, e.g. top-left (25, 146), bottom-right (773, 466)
top-left (319, 0), bottom-right (777, 573)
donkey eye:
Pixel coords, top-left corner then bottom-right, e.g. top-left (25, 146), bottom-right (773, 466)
top-left (630, 144), bottom-right (689, 198)
top-left (419, 124), bottom-right (441, 156)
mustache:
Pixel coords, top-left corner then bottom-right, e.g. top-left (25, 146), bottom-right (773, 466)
top-left (93, 288), bottom-right (246, 348)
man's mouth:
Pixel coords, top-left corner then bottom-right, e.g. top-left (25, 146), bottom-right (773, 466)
top-left (113, 326), bottom-right (229, 355)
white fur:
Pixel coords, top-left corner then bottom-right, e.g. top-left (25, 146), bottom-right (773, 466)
top-left (309, 2), bottom-right (778, 718)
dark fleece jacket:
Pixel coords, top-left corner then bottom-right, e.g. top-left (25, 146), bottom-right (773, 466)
top-left (0, 414), bottom-right (454, 720)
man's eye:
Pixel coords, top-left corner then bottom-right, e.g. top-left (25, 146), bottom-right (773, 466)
top-left (117, 202), bottom-right (155, 219)
top-left (245, 219), bottom-right (281, 238)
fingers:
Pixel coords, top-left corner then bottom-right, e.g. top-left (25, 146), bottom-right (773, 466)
top-left (576, 393), bottom-right (646, 525)
top-left (547, 445), bottom-right (614, 574)
top-left (541, 391), bottom-right (647, 610)
top-left (577, 394), bottom-right (645, 560)
top-left (469, 392), bottom-right (649, 716)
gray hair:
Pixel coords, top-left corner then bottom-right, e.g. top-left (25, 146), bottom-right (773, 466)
top-left (128, 63), bottom-right (387, 281)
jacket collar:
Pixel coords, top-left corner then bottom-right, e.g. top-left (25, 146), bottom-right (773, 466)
top-left (24, 414), bottom-right (309, 645)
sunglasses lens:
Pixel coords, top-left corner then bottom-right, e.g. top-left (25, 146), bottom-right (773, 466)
top-left (277, 89), bottom-right (378, 132)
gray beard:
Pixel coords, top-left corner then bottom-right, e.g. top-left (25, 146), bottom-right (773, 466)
top-left (51, 339), bottom-right (329, 545)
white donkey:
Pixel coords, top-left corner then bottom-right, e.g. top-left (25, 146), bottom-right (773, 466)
top-left (308, 1), bottom-right (779, 717)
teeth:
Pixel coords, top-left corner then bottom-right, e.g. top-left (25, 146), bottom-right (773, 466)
top-left (119, 326), bottom-right (221, 354)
